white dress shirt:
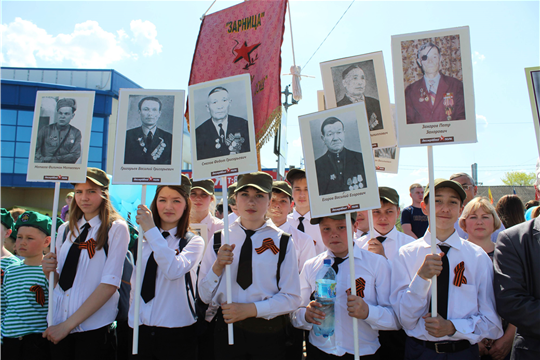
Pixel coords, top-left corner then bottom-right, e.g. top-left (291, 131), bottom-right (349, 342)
top-left (291, 246), bottom-right (399, 356)
top-left (287, 209), bottom-right (326, 255)
top-left (198, 218), bottom-right (301, 320)
top-left (195, 212), bottom-right (224, 245)
top-left (228, 212), bottom-right (238, 224)
top-left (54, 216), bottom-right (129, 333)
top-left (212, 116), bottom-right (228, 138)
top-left (390, 230), bottom-right (503, 344)
top-left (128, 227), bottom-right (204, 328)
top-left (355, 227), bottom-right (415, 262)
top-left (277, 222), bottom-right (316, 273)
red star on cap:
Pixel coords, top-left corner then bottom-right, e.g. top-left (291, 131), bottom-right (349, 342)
top-left (233, 41), bottom-right (261, 64)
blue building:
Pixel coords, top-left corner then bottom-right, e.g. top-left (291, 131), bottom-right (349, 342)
top-left (1, 67), bottom-right (191, 212)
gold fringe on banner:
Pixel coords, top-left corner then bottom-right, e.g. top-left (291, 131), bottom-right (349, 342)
top-left (256, 106), bottom-right (282, 151)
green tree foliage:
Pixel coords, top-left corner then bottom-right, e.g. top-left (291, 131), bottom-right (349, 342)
top-left (501, 171), bottom-right (536, 186)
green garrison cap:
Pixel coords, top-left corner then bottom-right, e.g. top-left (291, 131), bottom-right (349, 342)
top-left (272, 181), bottom-right (292, 197)
top-left (191, 179), bottom-right (215, 195)
top-left (1, 208), bottom-right (14, 230)
top-left (285, 168), bottom-right (306, 184)
top-left (379, 187), bottom-right (399, 205)
top-left (310, 212), bottom-right (357, 225)
top-left (15, 211), bottom-right (52, 236)
top-left (235, 172), bottom-right (273, 194)
top-left (424, 179), bottom-right (466, 203)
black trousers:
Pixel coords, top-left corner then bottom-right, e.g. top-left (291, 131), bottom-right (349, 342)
top-left (2, 333), bottom-right (52, 360)
top-left (130, 323), bottom-right (198, 360)
top-left (376, 329), bottom-right (406, 359)
top-left (283, 326), bottom-right (305, 360)
top-left (214, 310), bottom-right (288, 360)
top-left (197, 319), bottom-right (216, 360)
top-left (306, 342), bottom-right (379, 360)
top-left (404, 337), bottom-right (479, 360)
top-left (50, 325), bottom-right (116, 360)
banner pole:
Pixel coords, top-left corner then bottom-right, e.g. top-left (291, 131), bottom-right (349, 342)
top-left (367, 209), bottom-right (375, 238)
top-left (47, 182), bottom-right (61, 325)
top-left (427, 146), bottom-right (437, 317)
top-left (221, 176), bottom-right (234, 345)
top-left (132, 184), bottom-right (147, 354)
top-left (345, 212), bottom-right (360, 360)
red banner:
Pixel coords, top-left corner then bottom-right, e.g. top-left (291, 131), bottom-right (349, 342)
top-left (187, 0), bottom-right (287, 148)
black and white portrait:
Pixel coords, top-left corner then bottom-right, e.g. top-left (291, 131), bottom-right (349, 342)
top-left (192, 79), bottom-right (251, 161)
top-left (34, 97), bottom-right (84, 164)
top-left (310, 111), bottom-right (367, 196)
top-left (124, 95), bottom-right (174, 165)
top-left (331, 60), bottom-right (384, 131)
top-left (374, 147), bottom-right (396, 160)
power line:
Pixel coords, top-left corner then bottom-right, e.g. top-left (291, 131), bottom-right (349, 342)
top-left (302, 0), bottom-right (356, 70)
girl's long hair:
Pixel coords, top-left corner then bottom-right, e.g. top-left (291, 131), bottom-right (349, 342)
top-left (68, 182), bottom-right (122, 250)
top-left (150, 185), bottom-right (191, 238)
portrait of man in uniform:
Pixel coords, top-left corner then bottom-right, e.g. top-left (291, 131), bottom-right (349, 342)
top-left (124, 96), bottom-right (173, 165)
top-left (314, 116), bottom-right (367, 196)
top-left (405, 42), bottom-right (465, 124)
top-left (335, 62), bottom-right (384, 131)
top-left (34, 98), bottom-right (82, 164)
top-left (195, 86), bottom-right (251, 161)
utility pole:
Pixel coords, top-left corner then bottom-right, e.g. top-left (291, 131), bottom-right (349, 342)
top-left (471, 163), bottom-right (478, 185)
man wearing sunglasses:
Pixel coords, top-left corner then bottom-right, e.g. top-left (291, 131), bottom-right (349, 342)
top-left (404, 42), bottom-right (465, 124)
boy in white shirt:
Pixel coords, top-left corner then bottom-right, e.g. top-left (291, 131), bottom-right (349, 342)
top-left (390, 179), bottom-right (503, 359)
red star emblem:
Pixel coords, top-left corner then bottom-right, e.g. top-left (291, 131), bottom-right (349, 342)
top-left (347, 204), bottom-right (352, 209)
top-left (227, 168), bottom-right (231, 173)
top-left (440, 136), bottom-right (445, 141)
top-left (233, 41), bottom-right (261, 64)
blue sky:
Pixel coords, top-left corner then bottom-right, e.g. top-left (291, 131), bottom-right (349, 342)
top-left (2, 0), bottom-right (539, 205)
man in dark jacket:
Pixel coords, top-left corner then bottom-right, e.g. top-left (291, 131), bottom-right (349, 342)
top-left (315, 117), bottom-right (366, 196)
top-left (494, 217), bottom-right (540, 360)
top-left (195, 87), bottom-right (250, 161)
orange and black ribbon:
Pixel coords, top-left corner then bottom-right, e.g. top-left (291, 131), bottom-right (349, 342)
top-left (255, 238), bottom-right (279, 255)
top-left (347, 277), bottom-right (366, 298)
top-left (453, 261), bottom-right (467, 287)
top-left (78, 238), bottom-right (97, 259)
top-left (30, 285), bottom-right (45, 306)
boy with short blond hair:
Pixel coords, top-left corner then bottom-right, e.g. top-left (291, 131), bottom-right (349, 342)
top-left (1, 211), bottom-right (52, 359)
top-left (391, 179), bottom-right (503, 359)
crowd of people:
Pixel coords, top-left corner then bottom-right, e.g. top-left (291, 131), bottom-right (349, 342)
top-left (1, 167), bottom-right (539, 360)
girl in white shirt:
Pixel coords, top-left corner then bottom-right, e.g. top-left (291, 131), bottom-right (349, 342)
top-left (42, 168), bottom-right (129, 360)
top-left (130, 176), bottom-right (205, 360)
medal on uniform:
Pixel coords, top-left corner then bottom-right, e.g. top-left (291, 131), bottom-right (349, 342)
top-left (419, 88), bottom-right (426, 102)
top-left (137, 137), bottom-right (147, 153)
top-left (215, 138), bottom-right (221, 149)
top-left (443, 92), bottom-right (454, 121)
top-left (330, 174), bottom-right (336, 180)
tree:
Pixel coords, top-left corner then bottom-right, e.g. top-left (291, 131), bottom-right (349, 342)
top-left (501, 171), bottom-right (536, 186)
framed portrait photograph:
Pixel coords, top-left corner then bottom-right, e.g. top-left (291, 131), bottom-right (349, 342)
top-left (392, 26), bottom-right (476, 147)
top-left (320, 51), bottom-right (396, 149)
top-left (525, 66), bottom-right (540, 156)
top-left (27, 91), bottom-right (95, 183)
top-left (299, 103), bottom-right (381, 218)
top-left (112, 89), bottom-right (185, 185)
top-left (374, 146), bottom-right (399, 174)
top-left (189, 223), bottom-right (209, 250)
top-left (189, 74), bottom-right (258, 181)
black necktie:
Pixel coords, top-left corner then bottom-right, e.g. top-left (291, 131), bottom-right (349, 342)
top-left (237, 229), bottom-right (255, 290)
top-left (141, 231), bottom-right (169, 303)
top-left (59, 223), bottom-right (91, 291)
top-left (431, 244), bottom-right (451, 319)
top-left (376, 236), bottom-right (387, 243)
top-left (361, 232), bottom-right (368, 237)
top-left (146, 131), bottom-right (154, 150)
top-left (297, 217), bottom-right (305, 232)
top-left (332, 256), bottom-right (347, 274)
top-left (218, 124), bottom-right (225, 143)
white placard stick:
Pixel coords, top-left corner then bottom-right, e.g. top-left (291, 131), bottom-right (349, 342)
top-left (368, 210), bottom-right (375, 239)
top-left (47, 182), bottom-right (61, 324)
top-left (427, 146), bottom-right (438, 317)
top-left (345, 212), bottom-right (360, 360)
top-left (132, 185), bottom-right (147, 354)
top-left (221, 176), bottom-right (234, 345)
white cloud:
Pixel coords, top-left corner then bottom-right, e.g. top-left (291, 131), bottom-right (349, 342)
top-left (472, 51), bottom-right (485, 65)
top-left (130, 20), bottom-right (162, 56)
top-left (1, 17), bottom-right (162, 68)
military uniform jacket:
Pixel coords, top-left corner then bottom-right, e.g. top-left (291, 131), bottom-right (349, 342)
top-left (337, 96), bottom-right (383, 131)
top-left (315, 148), bottom-right (367, 196)
top-left (35, 123), bottom-right (82, 163)
top-left (124, 126), bottom-right (172, 165)
top-left (405, 73), bottom-right (465, 124)
top-left (195, 115), bottom-right (250, 160)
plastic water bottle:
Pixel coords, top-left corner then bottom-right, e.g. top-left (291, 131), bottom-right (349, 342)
top-left (313, 259), bottom-right (336, 338)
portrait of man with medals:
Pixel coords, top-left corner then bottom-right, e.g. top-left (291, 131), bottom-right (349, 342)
top-left (314, 116), bottom-right (367, 196)
top-left (124, 96), bottom-right (173, 165)
top-left (404, 42), bottom-right (465, 124)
